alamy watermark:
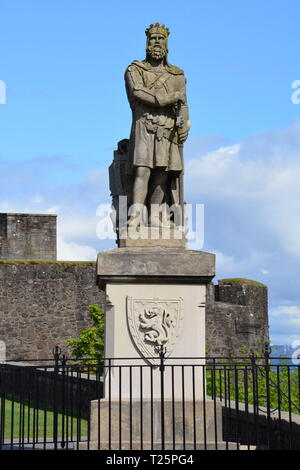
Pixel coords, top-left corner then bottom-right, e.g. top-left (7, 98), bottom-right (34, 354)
top-left (96, 198), bottom-right (204, 249)
top-left (291, 80), bottom-right (300, 104)
top-left (291, 340), bottom-right (300, 365)
top-left (0, 80), bottom-right (6, 104)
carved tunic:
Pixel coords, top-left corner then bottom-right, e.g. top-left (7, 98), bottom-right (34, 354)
top-left (125, 60), bottom-right (188, 173)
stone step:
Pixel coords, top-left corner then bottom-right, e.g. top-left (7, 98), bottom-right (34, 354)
top-left (79, 440), bottom-right (256, 450)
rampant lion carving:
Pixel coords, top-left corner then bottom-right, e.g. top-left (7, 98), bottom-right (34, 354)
top-left (127, 297), bottom-right (183, 365)
top-left (139, 306), bottom-right (177, 346)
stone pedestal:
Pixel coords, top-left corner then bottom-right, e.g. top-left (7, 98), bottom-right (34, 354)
top-left (97, 248), bottom-right (215, 369)
top-left (89, 398), bottom-right (222, 450)
top-left (118, 225), bottom-right (186, 248)
top-left (91, 247), bottom-right (216, 449)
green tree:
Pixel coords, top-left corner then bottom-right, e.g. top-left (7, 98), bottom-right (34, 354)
top-left (66, 304), bottom-right (104, 361)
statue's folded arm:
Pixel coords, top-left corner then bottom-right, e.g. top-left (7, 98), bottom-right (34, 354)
top-left (125, 67), bottom-right (179, 108)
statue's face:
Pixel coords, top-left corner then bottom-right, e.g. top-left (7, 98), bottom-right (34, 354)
top-left (147, 33), bottom-right (167, 60)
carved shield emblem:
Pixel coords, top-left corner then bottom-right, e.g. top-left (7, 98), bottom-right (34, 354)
top-left (127, 297), bottom-right (184, 365)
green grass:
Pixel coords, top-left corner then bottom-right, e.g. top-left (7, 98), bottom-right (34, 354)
top-left (219, 278), bottom-right (266, 287)
top-left (0, 260), bottom-right (96, 266)
top-left (2, 399), bottom-right (88, 440)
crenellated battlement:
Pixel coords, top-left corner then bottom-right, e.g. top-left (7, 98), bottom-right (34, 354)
top-left (0, 213), bottom-right (57, 261)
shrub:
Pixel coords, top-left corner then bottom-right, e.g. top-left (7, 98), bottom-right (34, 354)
top-left (66, 304), bottom-right (104, 362)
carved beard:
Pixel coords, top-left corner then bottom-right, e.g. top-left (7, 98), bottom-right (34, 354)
top-left (147, 43), bottom-right (167, 61)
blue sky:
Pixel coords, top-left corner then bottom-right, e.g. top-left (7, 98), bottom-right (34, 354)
top-left (1, 0), bottom-right (300, 346)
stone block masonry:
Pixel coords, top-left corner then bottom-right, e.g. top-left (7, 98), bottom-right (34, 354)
top-left (0, 262), bottom-right (269, 360)
top-left (0, 213), bottom-right (57, 261)
top-left (206, 278), bottom-right (269, 356)
top-left (0, 261), bottom-right (105, 360)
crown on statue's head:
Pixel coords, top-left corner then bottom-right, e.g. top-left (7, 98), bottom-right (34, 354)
top-left (145, 23), bottom-right (170, 38)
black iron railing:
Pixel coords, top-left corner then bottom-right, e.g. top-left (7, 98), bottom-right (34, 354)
top-left (0, 347), bottom-right (299, 450)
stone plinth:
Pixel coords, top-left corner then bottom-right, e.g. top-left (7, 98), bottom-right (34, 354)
top-left (97, 248), bottom-right (215, 397)
top-left (118, 226), bottom-right (186, 249)
top-left (93, 247), bottom-right (216, 450)
top-left (97, 247), bottom-right (215, 283)
top-left (88, 398), bottom-right (222, 450)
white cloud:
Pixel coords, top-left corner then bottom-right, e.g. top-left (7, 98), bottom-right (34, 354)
top-left (271, 305), bottom-right (300, 316)
top-left (268, 304), bottom-right (300, 345)
top-left (271, 333), bottom-right (300, 346)
top-left (57, 213), bottom-right (99, 241)
top-left (260, 268), bottom-right (269, 275)
top-left (45, 206), bottom-right (59, 214)
top-left (212, 249), bottom-right (269, 282)
top-left (57, 237), bottom-right (97, 261)
top-left (86, 168), bottom-right (107, 187)
top-left (186, 121), bottom-right (300, 259)
top-left (32, 196), bottom-right (43, 204)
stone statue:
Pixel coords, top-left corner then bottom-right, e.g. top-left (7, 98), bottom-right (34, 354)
top-left (124, 23), bottom-right (190, 228)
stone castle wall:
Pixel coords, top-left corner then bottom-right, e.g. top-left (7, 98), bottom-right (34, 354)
top-left (0, 261), bottom-right (104, 360)
top-left (0, 213), bottom-right (57, 261)
top-left (0, 258), bottom-right (269, 360)
top-left (206, 279), bottom-right (269, 356)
